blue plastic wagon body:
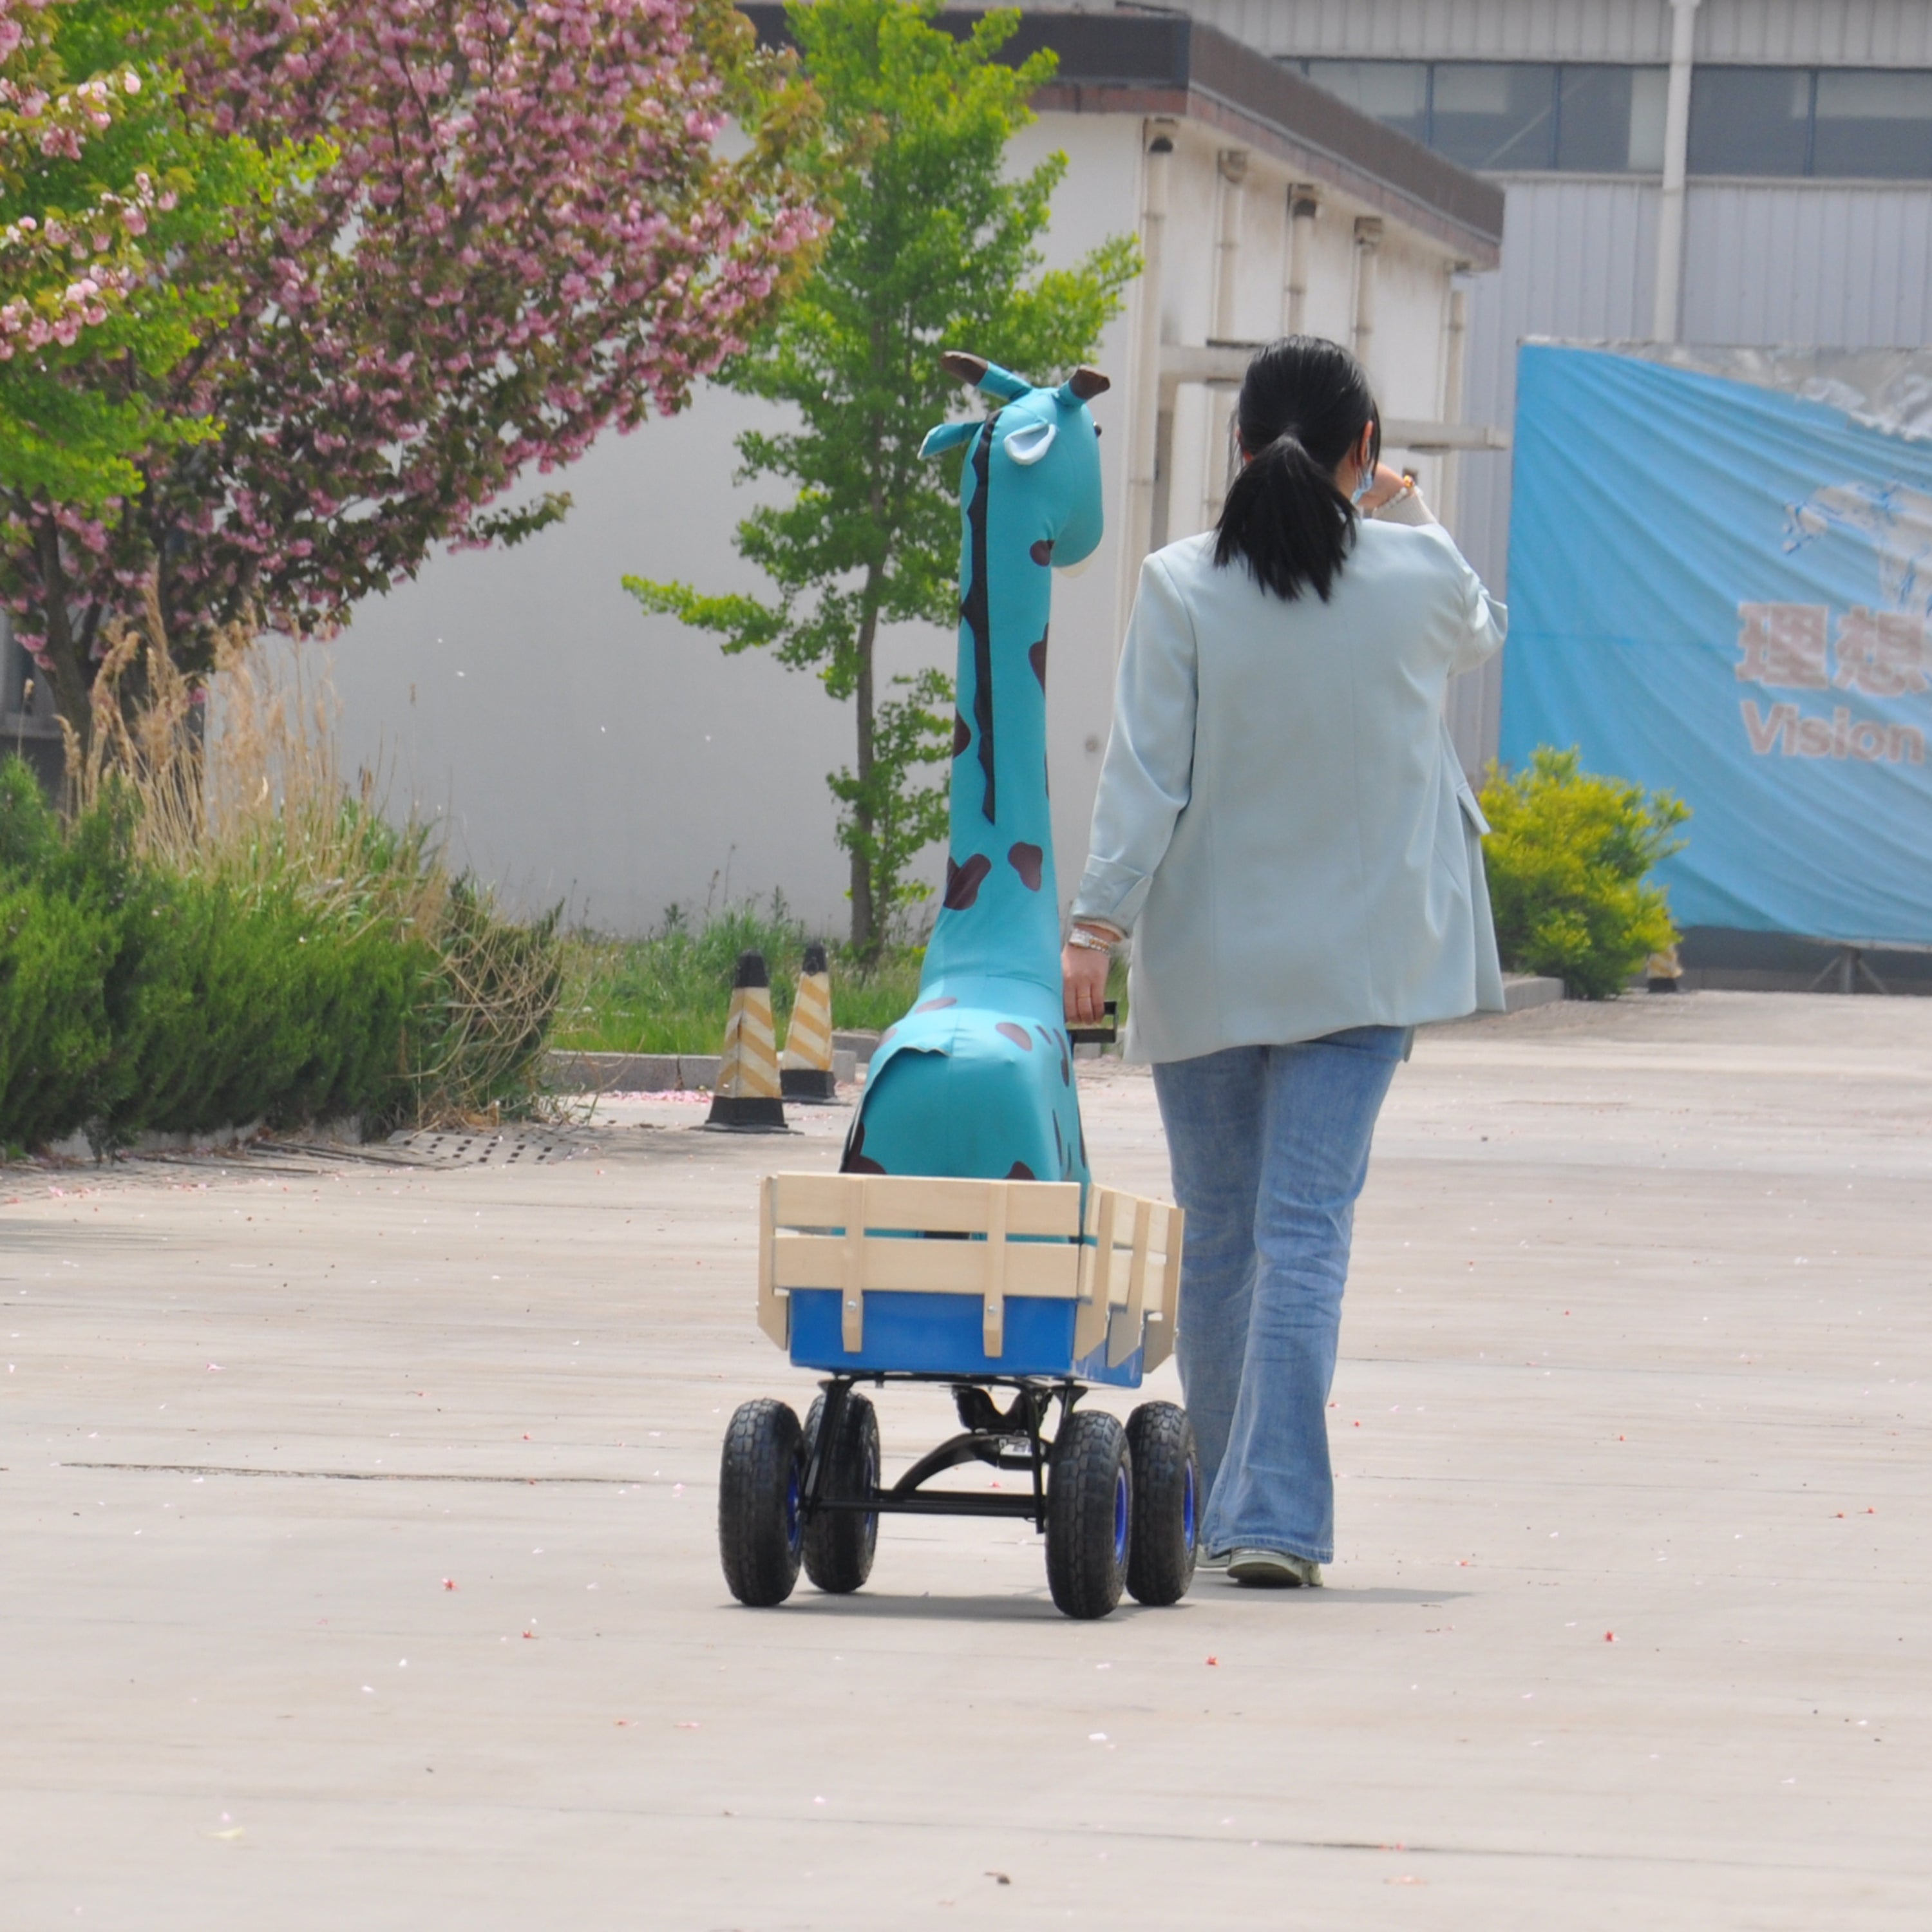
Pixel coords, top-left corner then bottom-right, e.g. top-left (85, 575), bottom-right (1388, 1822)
top-left (787, 1283), bottom-right (1147, 1386)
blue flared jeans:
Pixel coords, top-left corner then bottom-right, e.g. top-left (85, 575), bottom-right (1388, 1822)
top-left (1151, 1027), bottom-right (1407, 1564)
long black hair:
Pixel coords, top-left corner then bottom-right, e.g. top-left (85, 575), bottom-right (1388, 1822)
top-left (1213, 336), bottom-right (1379, 603)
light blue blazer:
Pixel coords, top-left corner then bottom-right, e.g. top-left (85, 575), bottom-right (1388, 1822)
top-left (1070, 506), bottom-right (1508, 1063)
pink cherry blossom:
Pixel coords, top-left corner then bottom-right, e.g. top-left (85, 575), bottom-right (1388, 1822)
top-left (3, 0), bottom-right (824, 706)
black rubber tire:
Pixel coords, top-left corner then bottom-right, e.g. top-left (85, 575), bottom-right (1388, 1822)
top-left (1125, 1402), bottom-right (1200, 1606)
top-left (1045, 1408), bottom-right (1132, 1620)
top-left (802, 1391), bottom-right (880, 1595)
top-left (718, 1399), bottom-right (804, 1607)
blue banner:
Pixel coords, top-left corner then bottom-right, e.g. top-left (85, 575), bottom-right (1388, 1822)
top-left (1502, 343), bottom-right (1932, 943)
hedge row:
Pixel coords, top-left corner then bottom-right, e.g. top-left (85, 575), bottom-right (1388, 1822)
top-left (1, 759), bottom-right (437, 1153)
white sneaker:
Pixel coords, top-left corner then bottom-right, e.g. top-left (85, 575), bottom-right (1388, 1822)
top-left (1227, 1548), bottom-right (1323, 1588)
top-left (1195, 1548), bottom-right (1231, 1572)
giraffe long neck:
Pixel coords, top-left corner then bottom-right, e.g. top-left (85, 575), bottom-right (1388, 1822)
top-left (923, 418), bottom-right (1061, 998)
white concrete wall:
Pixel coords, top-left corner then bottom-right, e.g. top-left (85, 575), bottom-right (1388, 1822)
top-left (323, 106), bottom-right (1463, 932)
top-left (1145, 122), bottom-right (1460, 549)
top-left (324, 111), bottom-right (1143, 936)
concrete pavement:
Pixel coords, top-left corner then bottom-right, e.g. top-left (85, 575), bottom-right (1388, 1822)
top-left (1, 991), bottom-right (1927, 1928)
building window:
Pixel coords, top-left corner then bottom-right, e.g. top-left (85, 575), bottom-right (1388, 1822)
top-left (1297, 59), bottom-right (1932, 180)
top-left (1302, 60), bottom-right (1663, 174)
top-left (1300, 61), bottom-right (1428, 147)
top-left (1558, 66), bottom-right (1669, 173)
top-left (1812, 68), bottom-right (1932, 178)
top-left (1687, 67), bottom-right (1814, 176)
top-left (1430, 64), bottom-right (1557, 171)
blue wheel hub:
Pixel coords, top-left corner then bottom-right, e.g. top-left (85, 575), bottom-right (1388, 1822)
top-left (784, 1465), bottom-right (802, 1553)
top-left (1112, 1466), bottom-right (1129, 1566)
top-left (1182, 1461), bottom-right (1197, 1550)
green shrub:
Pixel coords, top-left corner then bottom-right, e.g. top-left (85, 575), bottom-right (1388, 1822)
top-left (1478, 746), bottom-right (1689, 1000)
top-left (97, 875), bottom-right (433, 1141)
top-left (0, 755), bottom-right (556, 1151)
top-left (0, 877), bottom-right (118, 1151)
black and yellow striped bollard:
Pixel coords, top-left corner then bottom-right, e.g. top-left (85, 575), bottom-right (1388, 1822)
top-left (705, 951), bottom-right (789, 1132)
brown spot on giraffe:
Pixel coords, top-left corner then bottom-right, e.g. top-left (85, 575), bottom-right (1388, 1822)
top-left (841, 1119), bottom-right (888, 1175)
top-left (943, 853), bottom-right (992, 910)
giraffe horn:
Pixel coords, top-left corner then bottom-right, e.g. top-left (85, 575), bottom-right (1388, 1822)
top-left (942, 350), bottom-right (1030, 401)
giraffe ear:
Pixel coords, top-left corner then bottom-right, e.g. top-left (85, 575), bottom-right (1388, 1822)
top-left (1003, 419), bottom-right (1057, 466)
top-left (920, 421), bottom-right (978, 459)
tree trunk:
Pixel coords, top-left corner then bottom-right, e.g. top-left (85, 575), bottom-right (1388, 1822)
top-left (849, 570), bottom-right (881, 954)
top-left (32, 518), bottom-right (93, 755)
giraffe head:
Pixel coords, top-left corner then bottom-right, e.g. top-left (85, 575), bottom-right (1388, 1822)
top-left (920, 353), bottom-right (1109, 565)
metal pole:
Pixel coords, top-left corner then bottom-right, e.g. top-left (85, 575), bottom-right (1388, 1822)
top-left (1652, 0), bottom-right (1701, 342)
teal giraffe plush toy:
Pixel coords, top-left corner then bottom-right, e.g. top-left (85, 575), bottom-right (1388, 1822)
top-left (842, 352), bottom-right (1109, 1193)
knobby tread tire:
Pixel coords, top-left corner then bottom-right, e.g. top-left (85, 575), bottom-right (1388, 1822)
top-left (1045, 1408), bottom-right (1130, 1620)
top-left (1125, 1401), bottom-right (1199, 1606)
top-left (802, 1392), bottom-right (880, 1595)
top-left (718, 1398), bottom-right (804, 1607)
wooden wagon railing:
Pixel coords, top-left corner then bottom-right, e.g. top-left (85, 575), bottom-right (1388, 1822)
top-left (757, 1173), bottom-right (1184, 1371)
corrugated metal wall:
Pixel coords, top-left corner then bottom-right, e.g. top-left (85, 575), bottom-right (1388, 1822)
top-left (1172, 0), bottom-right (1932, 66)
top-left (1177, 0), bottom-right (1672, 61)
top-left (1682, 184), bottom-right (1932, 345)
top-left (1700, 1), bottom-right (1932, 65)
top-left (1441, 173), bottom-right (1932, 774)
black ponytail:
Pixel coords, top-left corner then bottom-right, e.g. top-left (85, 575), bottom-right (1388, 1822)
top-left (1213, 336), bottom-right (1379, 603)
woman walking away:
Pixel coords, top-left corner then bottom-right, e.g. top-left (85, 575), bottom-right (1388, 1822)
top-left (1062, 337), bottom-right (1506, 1587)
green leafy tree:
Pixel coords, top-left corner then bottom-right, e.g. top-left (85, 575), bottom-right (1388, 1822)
top-left (0, 0), bottom-right (283, 513)
top-left (1478, 744), bottom-right (1690, 999)
top-left (626, 0), bottom-right (1136, 952)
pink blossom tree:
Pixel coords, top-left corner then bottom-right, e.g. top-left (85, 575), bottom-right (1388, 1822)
top-left (5, 0), bottom-right (823, 742)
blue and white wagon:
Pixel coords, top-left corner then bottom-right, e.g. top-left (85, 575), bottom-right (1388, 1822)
top-left (718, 1170), bottom-right (1196, 1619)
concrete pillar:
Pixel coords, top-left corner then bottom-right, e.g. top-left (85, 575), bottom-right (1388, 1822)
top-left (1204, 151), bottom-right (1248, 531)
top-left (1119, 123), bottom-right (1174, 633)
top-left (1435, 276), bottom-right (1470, 532)
top-left (1352, 217), bottom-right (1383, 379)
top-left (1211, 150), bottom-right (1247, 340)
top-left (1652, 0), bottom-right (1701, 342)
top-left (1282, 185), bottom-right (1319, 336)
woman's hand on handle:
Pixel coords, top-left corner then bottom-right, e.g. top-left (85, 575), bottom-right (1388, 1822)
top-left (1061, 925), bottom-right (1116, 1027)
